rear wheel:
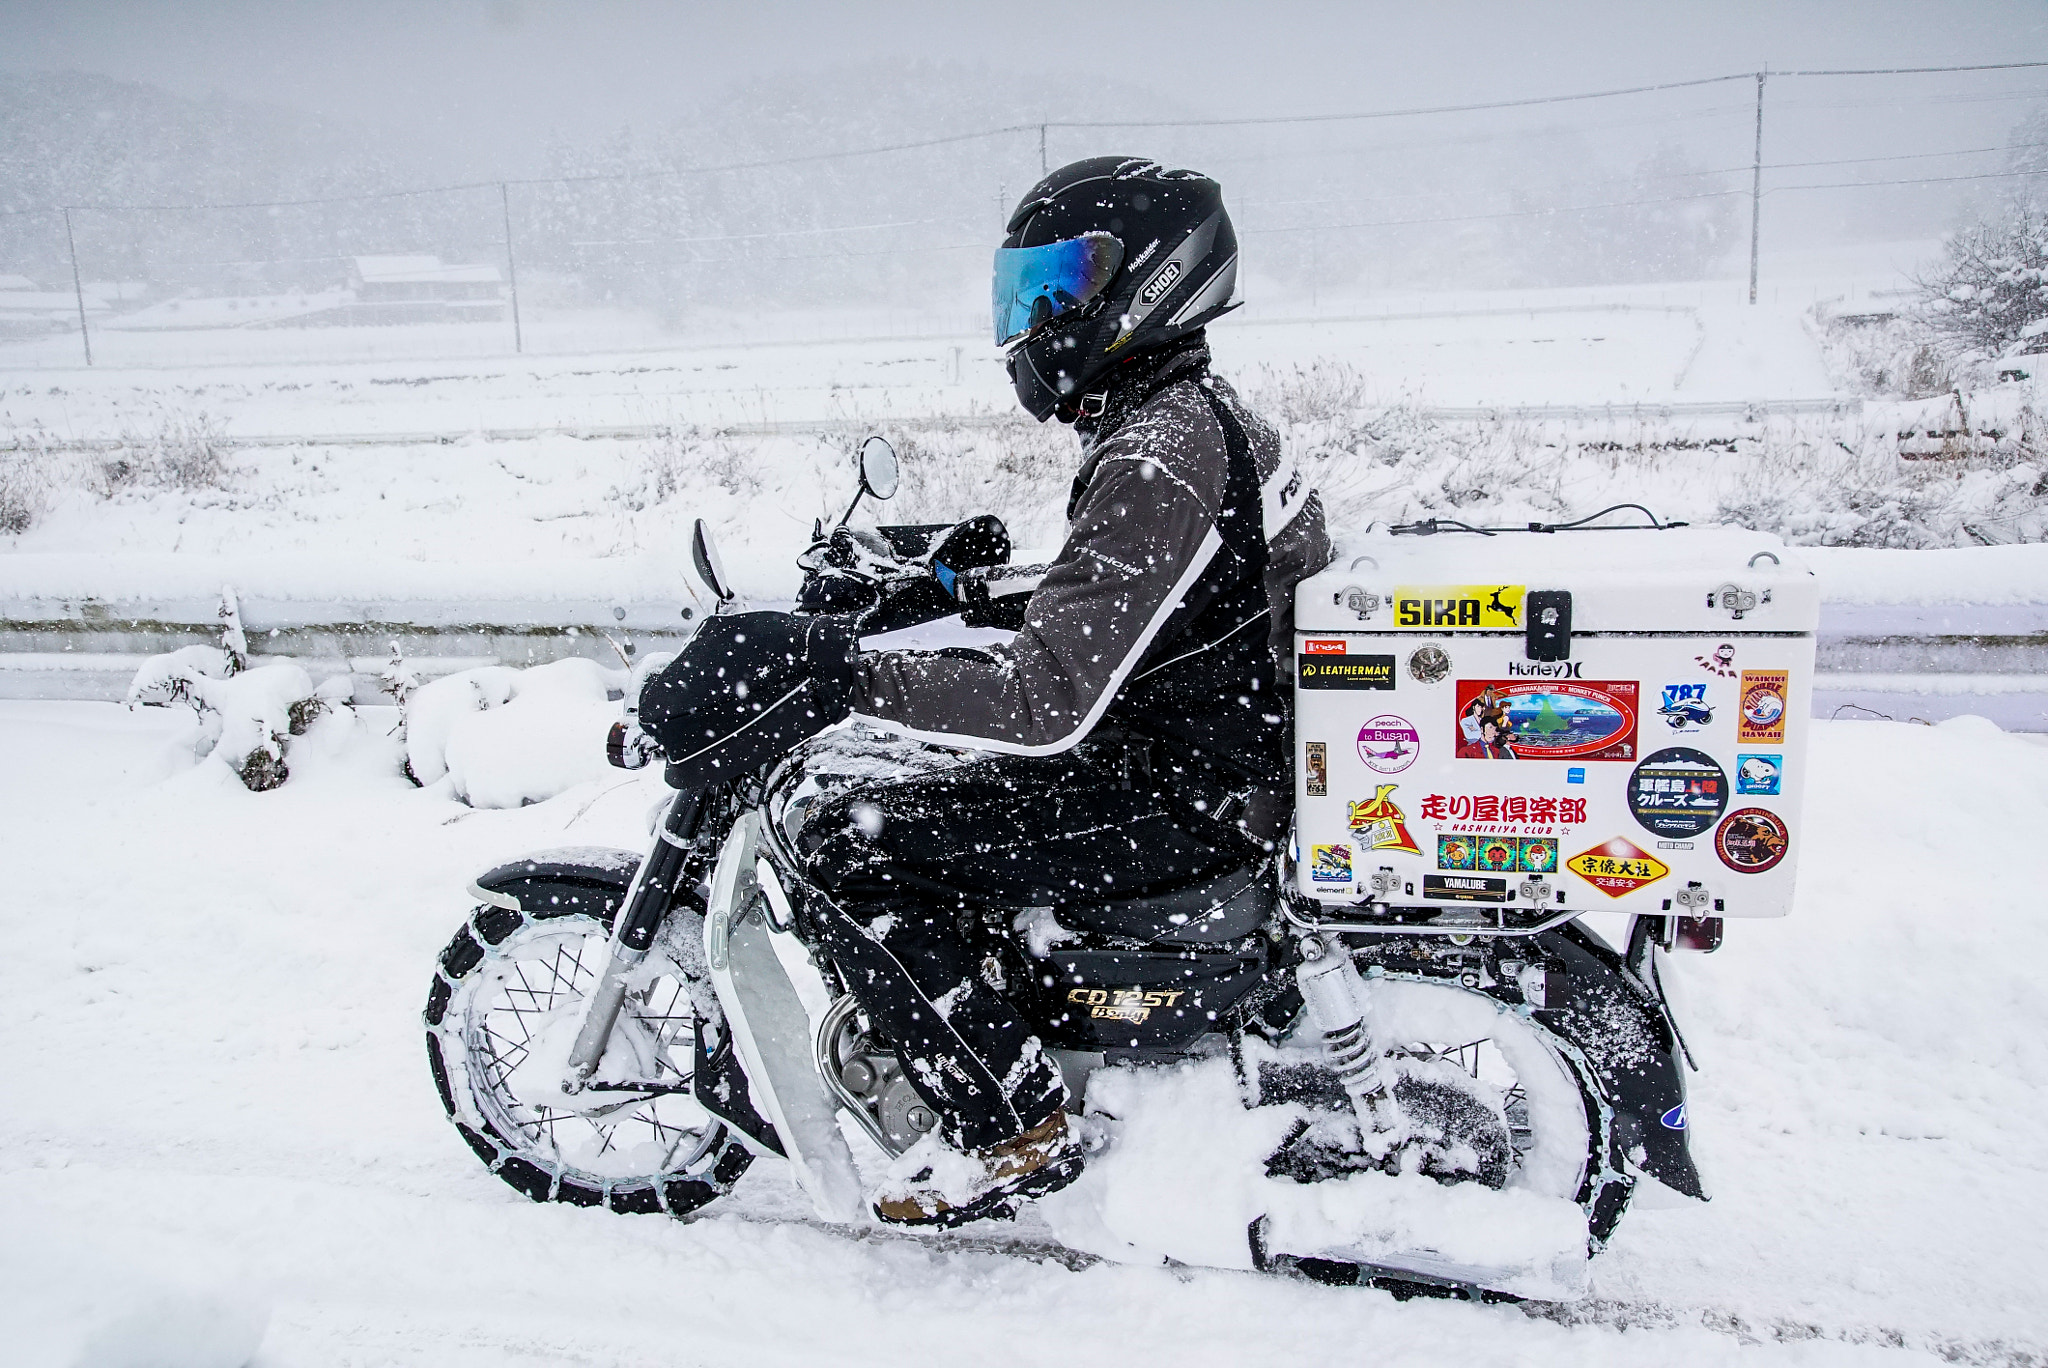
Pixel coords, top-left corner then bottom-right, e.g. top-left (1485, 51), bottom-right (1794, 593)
top-left (424, 898), bottom-right (752, 1215)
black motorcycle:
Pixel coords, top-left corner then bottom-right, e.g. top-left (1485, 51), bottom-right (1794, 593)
top-left (423, 437), bottom-right (1710, 1299)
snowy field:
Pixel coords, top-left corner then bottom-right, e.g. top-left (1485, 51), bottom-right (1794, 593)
top-left (2, 700), bottom-right (2044, 1366)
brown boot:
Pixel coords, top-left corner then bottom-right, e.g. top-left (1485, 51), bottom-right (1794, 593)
top-left (873, 1111), bottom-right (1083, 1227)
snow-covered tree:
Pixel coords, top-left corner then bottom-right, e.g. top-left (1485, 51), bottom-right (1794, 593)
top-left (1916, 199), bottom-right (2048, 359)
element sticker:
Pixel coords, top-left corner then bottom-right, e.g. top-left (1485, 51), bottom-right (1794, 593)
top-left (1298, 653), bottom-right (1395, 690)
top-left (1392, 584), bottom-right (1526, 629)
top-left (1356, 715), bottom-right (1420, 773)
top-left (1310, 843), bottom-right (1353, 883)
top-left (1715, 807), bottom-right (1790, 872)
top-left (1454, 680), bottom-right (1639, 761)
top-left (1348, 785), bottom-right (1422, 855)
top-left (1304, 741), bottom-right (1328, 797)
top-left (1565, 837), bottom-right (1671, 898)
top-left (1656, 682), bottom-right (1713, 731)
top-left (1735, 753), bottom-right (1782, 796)
top-left (1739, 670), bottom-right (1788, 743)
top-left (1626, 747), bottom-right (1729, 838)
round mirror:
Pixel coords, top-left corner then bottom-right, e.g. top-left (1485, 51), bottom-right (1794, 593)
top-left (857, 435), bottom-right (899, 501)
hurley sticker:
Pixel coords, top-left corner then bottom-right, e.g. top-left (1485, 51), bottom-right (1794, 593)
top-left (1348, 785), bottom-right (1422, 855)
top-left (1356, 715), bottom-right (1420, 773)
top-left (1738, 670), bottom-right (1789, 744)
top-left (1565, 837), bottom-right (1671, 898)
top-left (1310, 843), bottom-right (1353, 883)
top-left (1626, 747), bottom-right (1729, 839)
top-left (1304, 741), bottom-right (1328, 797)
top-left (1454, 680), bottom-right (1639, 761)
top-left (1736, 753), bottom-right (1782, 796)
top-left (1715, 807), bottom-right (1790, 872)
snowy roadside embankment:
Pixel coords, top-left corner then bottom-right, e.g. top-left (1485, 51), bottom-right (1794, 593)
top-left (1, 702), bottom-right (2043, 1364)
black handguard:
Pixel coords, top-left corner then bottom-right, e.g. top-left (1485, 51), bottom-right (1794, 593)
top-left (638, 611), bottom-right (857, 789)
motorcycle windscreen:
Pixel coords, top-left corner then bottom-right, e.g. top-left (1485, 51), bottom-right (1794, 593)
top-left (992, 232), bottom-right (1123, 345)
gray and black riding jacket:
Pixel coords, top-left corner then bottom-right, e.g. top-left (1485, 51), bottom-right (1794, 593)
top-left (849, 338), bottom-right (1333, 792)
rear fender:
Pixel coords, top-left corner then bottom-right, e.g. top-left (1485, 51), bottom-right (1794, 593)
top-left (1538, 921), bottom-right (1706, 1201)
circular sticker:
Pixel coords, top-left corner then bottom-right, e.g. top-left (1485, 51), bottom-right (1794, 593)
top-left (1715, 807), bottom-right (1790, 872)
top-left (1408, 646), bottom-right (1451, 684)
top-left (1627, 747), bottom-right (1729, 838)
top-left (1357, 715), bottom-right (1420, 773)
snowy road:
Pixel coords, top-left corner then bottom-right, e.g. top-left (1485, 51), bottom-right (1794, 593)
top-left (2, 702), bottom-right (2044, 1367)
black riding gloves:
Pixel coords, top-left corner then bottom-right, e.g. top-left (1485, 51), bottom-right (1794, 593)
top-left (639, 611), bottom-right (859, 788)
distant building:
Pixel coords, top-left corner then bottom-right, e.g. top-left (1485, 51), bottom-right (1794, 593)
top-left (348, 256), bottom-right (504, 303)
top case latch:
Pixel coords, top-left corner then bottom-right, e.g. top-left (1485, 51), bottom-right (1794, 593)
top-left (1525, 589), bottom-right (1572, 661)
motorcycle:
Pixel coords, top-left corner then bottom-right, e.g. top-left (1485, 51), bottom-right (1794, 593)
top-left (423, 436), bottom-right (1710, 1299)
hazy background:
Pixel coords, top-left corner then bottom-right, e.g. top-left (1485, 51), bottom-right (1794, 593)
top-left (5, 0), bottom-right (2048, 326)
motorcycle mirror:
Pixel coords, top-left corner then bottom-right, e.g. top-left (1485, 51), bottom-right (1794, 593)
top-left (690, 518), bottom-right (736, 606)
top-left (857, 435), bottom-right (899, 501)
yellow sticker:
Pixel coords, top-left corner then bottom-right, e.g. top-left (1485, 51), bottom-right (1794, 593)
top-left (1565, 838), bottom-right (1671, 897)
top-left (1390, 584), bottom-right (1525, 630)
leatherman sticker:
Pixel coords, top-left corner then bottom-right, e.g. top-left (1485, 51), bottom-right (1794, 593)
top-left (1304, 741), bottom-right (1328, 797)
top-left (1298, 653), bottom-right (1395, 690)
top-left (1454, 681), bottom-right (1639, 761)
top-left (1739, 670), bottom-right (1789, 744)
top-left (1391, 584), bottom-right (1525, 630)
top-left (1356, 715), bottom-right (1420, 774)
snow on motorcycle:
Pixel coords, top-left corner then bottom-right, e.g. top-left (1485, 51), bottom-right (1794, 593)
top-left (423, 436), bottom-right (1816, 1300)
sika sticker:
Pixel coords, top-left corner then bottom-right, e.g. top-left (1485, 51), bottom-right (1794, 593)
top-left (1626, 747), bottom-right (1729, 839)
top-left (1423, 874), bottom-right (1510, 904)
top-left (1656, 682), bottom-right (1713, 731)
top-left (1348, 785), bottom-right (1422, 855)
top-left (1407, 645), bottom-right (1452, 684)
top-left (1736, 753), bottom-right (1783, 795)
top-left (1391, 584), bottom-right (1526, 629)
top-left (1310, 843), bottom-right (1353, 883)
top-left (1439, 834), bottom-right (1557, 874)
top-left (1298, 653), bottom-right (1395, 690)
top-left (1356, 715), bottom-right (1420, 773)
top-left (1715, 807), bottom-right (1790, 872)
top-left (1565, 837), bottom-right (1671, 898)
top-left (1304, 741), bottom-right (1328, 797)
top-left (1738, 670), bottom-right (1789, 744)
top-left (1454, 680), bottom-right (1639, 761)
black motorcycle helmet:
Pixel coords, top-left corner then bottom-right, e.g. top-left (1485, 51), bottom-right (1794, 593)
top-left (994, 156), bottom-right (1239, 422)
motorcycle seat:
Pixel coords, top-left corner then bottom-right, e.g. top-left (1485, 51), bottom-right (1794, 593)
top-left (1059, 862), bottom-right (1274, 945)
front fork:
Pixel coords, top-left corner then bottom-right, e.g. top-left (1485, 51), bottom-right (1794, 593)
top-left (563, 789), bottom-right (704, 1094)
top-left (1294, 931), bottom-right (1404, 1137)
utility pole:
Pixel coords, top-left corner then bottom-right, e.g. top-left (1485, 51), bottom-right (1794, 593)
top-left (1748, 68), bottom-right (1766, 306)
top-left (499, 182), bottom-right (524, 354)
top-left (1039, 124), bottom-right (1048, 177)
top-left (62, 207), bottom-right (92, 366)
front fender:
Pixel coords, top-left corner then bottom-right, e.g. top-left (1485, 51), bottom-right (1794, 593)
top-left (468, 846), bottom-right (643, 919)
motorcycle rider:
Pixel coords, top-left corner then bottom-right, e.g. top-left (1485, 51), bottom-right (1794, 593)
top-left (643, 156), bottom-right (1332, 1225)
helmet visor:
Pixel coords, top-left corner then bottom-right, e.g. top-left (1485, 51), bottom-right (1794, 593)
top-left (991, 232), bottom-right (1123, 346)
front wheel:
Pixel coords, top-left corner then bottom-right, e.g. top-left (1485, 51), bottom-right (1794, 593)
top-left (424, 896), bottom-right (753, 1215)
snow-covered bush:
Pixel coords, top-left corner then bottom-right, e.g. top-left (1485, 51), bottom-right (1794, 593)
top-left (127, 648), bottom-right (340, 790)
top-left (401, 656), bottom-right (626, 808)
top-left (101, 410), bottom-right (233, 493)
top-left (1915, 199), bottom-right (2048, 361)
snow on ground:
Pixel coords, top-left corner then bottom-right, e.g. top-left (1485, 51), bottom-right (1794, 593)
top-left (0, 699), bottom-right (2043, 1366)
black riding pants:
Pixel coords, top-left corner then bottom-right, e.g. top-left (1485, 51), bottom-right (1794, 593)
top-left (797, 746), bottom-right (1264, 1151)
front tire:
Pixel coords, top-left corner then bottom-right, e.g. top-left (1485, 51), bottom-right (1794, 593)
top-left (424, 897), bottom-right (753, 1216)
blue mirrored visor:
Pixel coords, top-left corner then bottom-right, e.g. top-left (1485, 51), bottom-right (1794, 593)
top-left (991, 232), bottom-right (1123, 346)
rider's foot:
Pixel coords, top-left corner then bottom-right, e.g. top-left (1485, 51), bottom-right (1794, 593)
top-left (873, 1110), bottom-right (1083, 1227)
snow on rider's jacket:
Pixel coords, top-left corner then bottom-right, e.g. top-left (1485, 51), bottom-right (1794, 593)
top-left (849, 338), bottom-right (1333, 794)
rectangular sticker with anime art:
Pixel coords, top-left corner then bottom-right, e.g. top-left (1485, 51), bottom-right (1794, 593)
top-left (1453, 680), bottom-right (1640, 762)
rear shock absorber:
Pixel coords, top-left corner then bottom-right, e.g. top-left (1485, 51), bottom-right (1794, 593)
top-left (1294, 931), bottom-right (1401, 1136)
